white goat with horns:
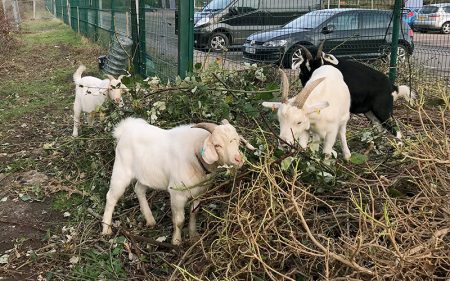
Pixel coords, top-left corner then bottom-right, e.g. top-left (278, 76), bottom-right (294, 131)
top-left (262, 66), bottom-right (352, 159)
top-left (101, 117), bottom-right (255, 245)
top-left (72, 65), bottom-right (128, 137)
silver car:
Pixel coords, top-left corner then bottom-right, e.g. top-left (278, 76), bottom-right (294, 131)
top-left (414, 3), bottom-right (450, 34)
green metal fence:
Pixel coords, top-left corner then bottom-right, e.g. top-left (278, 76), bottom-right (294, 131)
top-left (44, 0), bottom-right (450, 83)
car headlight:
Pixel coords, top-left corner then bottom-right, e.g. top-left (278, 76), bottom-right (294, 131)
top-left (195, 17), bottom-right (210, 28)
top-left (262, 39), bottom-right (287, 47)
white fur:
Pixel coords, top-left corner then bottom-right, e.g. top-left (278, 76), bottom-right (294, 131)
top-left (72, 65), bottom-right (127, 137)
top-left (263, 65), bottom-right (351, 160)
top-left (392, 85), bottom-right (416, 105)
top-left (101, 117), bottom-right (248, 245)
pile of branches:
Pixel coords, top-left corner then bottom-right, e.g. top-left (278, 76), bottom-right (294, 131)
top-left (169, 72), bottom-right (450, 280)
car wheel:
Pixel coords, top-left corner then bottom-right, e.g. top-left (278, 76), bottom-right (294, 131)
top-left (396, 44), bottom-right (408, 62)
top-left (285, 46), bottom-right (303, 69)
top-left (208, 32), bottom-right (229, 52)
top-left (442, 22), bottom-right (450, 34)
top-left (382, 44), bottom-right (409, 63)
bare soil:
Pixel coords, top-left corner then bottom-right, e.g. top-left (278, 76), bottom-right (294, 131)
top-left (0, 16), bottom-right (103, 279)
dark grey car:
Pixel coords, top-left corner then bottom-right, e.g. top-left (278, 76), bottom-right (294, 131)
top-left (243, 8), bottom-right (414, 68)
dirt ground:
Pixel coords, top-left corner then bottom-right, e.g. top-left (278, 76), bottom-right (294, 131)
top-left (0, 15), bottom-right (104, 279)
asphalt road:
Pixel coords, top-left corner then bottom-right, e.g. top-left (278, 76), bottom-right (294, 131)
top-left (412, 32), bottom-right (450, 75)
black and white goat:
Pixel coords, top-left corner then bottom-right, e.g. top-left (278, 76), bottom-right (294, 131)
top-left (293, 42), bottom-right (415, 139)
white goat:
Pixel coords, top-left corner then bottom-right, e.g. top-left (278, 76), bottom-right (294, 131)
top-left (72, 65), bottom-right (128, 137)
top-left (262, 66), bottom-right (352, 159)
top-left (101, 117), bottom-right (255, 245)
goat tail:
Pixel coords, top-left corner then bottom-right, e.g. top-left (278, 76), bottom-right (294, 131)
top-left (73, 65), bottom-right (86, 84)
top-left (113, 117), bottom-right (144, 141)
top-left (392, 85), bottom-right (416, 105)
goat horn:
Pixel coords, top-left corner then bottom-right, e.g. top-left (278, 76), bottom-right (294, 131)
top-left (299, 45), bottom-right (313, 61)
top-left (192, 122), bottom-right (218, 133)
top-left (118, 75), bottom-right (125, 80)
top-left (293, 77), bottom-right (326, 109)
top-left (316, 41), bottom-right (325, 60)
top-left (279, 69), bottom-right (290, 104)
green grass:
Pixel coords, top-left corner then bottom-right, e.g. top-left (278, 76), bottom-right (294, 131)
top-left (0, 18), bottom-right (102, 122)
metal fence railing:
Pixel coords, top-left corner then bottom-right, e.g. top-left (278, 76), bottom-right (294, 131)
top-left (41, 0), bottom-right (450, 83)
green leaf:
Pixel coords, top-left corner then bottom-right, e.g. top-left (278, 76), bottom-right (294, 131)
top-left (194, 63), bottom-right (202, 70)
top-left (281, 157), bottom-right (295, 171)
top-left (19, 194), bottom-right (32, 202)
top-left (349, 153), bottom-right (368, 165)
top-left (255, 91), bottom-right (274, 100)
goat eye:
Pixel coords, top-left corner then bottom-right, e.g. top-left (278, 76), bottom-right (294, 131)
top-left (297, 121), bottom-right (302, 125)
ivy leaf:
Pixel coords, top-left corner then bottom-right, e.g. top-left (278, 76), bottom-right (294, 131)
top-left (19, 194), bottom-right (32, 202)
top-left (255, 91), bottom-right (274, 100)
top-left (281, 157), bottom-right (295, 171)
top-left (349, 153), bottom-right (368, 165)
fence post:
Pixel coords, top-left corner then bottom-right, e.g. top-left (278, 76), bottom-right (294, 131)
top-left (33, 0), bottom-right (36, 19)
top-left (131, 0), bottom-right (140, 73)
top-left (66, 0), bottom-right (71, 26)
top-left (389, 0), bottom-right (402, 83)
top-left (138, 0), bottom-right (146, 75)
top-left (77, 6), bottom-right (80, 33)
top-left (2, 0), bottom-right (7, 18)
top-left (178, 0), bottom-right (194, 78)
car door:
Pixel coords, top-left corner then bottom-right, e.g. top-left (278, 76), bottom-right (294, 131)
top-left (356, 11), bottom-right (391, 59)
top-left (320, 11), bottom-right (361, 57)
top-left (221, 0), bottom-right (263, 44)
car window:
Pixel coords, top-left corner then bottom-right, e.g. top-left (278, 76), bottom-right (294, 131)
top-left (444, 6), bottom-right (450, 13)
top-left (284, 12), bottom-right (336, 29)
top-left (327, 13), bottom-right (359, 31)
top-left (361, 12), bottom-right (390, 29)
top-left (203, 0), bottom-right (233, 12)
top-left (233, 0), bottom-right (259, 9)
top-left (420, 6), bottom-right (439, 14)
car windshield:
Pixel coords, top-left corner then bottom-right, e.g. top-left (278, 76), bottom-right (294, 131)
top-left (284, 12), bottom-right (336, 29)
top-left (420, 6), bottom-right (439, 14)
top-left (203, 0), bottom-right (233, 12)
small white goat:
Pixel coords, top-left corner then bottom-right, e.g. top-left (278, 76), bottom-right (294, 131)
top-left (262, 66), bottom-right (352, 159)
top-left (72, 65), bottom-right (128, 137)
top-left (101, 117), bottom-right (255, 245)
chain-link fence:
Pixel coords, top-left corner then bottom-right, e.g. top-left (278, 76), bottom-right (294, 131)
top-left (37, 0), bottom-right (450, 82)
top-left (193, 0), bottom-right (449, 81)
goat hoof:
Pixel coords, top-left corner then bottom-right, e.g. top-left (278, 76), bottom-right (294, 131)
top-left (172, 238), bottom-right (182, 246)
top-left (146, 219), bottom-right (156, 228)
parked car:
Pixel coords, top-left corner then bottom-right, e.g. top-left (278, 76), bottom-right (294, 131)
top-left (414, 3), bottom-right (450, 34)
top-left (243, 8), bottom-right (414, 68)
top-left (193, 0), bottom-right (321, 51)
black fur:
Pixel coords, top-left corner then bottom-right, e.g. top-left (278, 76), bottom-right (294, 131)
top-left (298, 47), bottom-right (400, 136)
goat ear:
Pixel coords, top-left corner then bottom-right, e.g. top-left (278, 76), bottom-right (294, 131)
top-left (106, 74), bottom-right (116, 81)
top-left (262, 102), bottom-right (281, 110)
top-left (323, 53), bottom-right (339, 65)
top-left (118, 75), bottom-right (125, 80)
top-left (305, 101), bottom-right (329, 115)
top-left (201, 136), bottom-right (219, 164)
